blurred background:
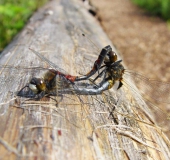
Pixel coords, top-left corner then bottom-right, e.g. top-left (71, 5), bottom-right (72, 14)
top-left (0, 0), bottom-right (48, 52)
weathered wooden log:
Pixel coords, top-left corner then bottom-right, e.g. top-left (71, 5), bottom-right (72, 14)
top-left (0, 0), bottom-right (170, 159)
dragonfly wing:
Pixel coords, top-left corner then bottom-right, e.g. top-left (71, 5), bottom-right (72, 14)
top-left (124, 70), bottom-right (170, 103)
top-left (123, 71), bottom-right (170, 136)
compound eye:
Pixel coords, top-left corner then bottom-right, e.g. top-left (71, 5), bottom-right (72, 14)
top-left (29, 77), bottom-right (41, 93)
top-left (29, 77), bottom-right (45, 92)
top-left (40, 80), bottom-right (43, 84)
top-left (109, 51), bottom-right (117, 62)
top-left (29, 84), bottom-right (38, 93)
top-left (113, 52), bottom-right (117, 61)
top-left (30, 77), bottom-right (38, 85)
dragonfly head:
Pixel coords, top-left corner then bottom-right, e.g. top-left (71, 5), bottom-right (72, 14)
top-left (104, 50), bottom-right (117, 65)
top-left (29, 77), bottom-right (46, 93)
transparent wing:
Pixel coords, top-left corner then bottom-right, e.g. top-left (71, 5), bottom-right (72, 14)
top-left (28, 48), bottom-right (68, 74)
top-left (122, 70), bottom-right (170, 137)
top-left (0, 65), bottom-right (50, 72)
top-left (124, 70), bottom-right (170, 103)
top-left (64, 22), bottom-right (104, 76)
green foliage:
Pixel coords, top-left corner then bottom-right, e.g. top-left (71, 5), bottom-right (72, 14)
top-left (0, 0), bottom-right (47, 52)
top-left (161, 0), bottom-right (170, 20)
top-left (131, 0), bottom-right (170, 20)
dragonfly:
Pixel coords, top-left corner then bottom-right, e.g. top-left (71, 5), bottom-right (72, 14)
top-left (1, 44), bottom-right (170, 119)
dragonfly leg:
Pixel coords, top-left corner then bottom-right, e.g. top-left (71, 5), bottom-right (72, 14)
top-left (117, 80), bottom-right (123, 90)
top-left (34, 91), bottom-right (46, 100)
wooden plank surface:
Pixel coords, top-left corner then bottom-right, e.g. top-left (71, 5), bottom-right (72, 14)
top-left (0, 0), bottom-right (170, 159)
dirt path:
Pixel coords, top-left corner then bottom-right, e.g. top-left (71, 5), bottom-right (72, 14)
top-left (90, 0), bottom-right (170, 136)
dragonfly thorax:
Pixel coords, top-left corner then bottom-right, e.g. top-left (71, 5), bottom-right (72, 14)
top-left (107, 63), bottom-right (124, 81)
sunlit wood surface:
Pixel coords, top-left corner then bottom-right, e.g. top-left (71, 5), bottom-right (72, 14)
top-left (0, 0), bottom-right (170, 159)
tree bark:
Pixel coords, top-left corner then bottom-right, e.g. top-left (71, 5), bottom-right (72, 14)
top-left (0, 0), bottom-right (169, 159)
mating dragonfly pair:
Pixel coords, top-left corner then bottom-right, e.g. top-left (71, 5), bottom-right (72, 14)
top-left (17, 45), bottom-right (124, 99)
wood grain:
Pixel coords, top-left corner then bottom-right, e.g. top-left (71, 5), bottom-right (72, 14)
top-left (0, 0), bottom-right (169, 159)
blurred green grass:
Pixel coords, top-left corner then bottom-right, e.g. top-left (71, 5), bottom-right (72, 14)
top-left (131, 0), bottom-right (170, 20)
top-left (0, 0), bottom-right (48, 52)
